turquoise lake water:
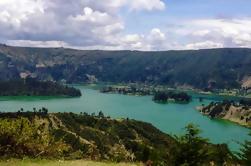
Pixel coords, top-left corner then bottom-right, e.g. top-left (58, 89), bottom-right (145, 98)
top-left (0, 85), bottom-right (250, 152)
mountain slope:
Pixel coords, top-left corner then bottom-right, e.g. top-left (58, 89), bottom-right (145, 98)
top-left (1, 44), bottom-right (251, 89)
top-left (0, 111), bottom-right (238, 165)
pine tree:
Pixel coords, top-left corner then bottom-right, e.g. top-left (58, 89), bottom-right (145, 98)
top-left (174, 124), bottom-right (209, 166)
top-left (239, 132), bottom-right (251, 166)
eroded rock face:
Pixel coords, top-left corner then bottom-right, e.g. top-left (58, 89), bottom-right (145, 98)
top-left (222, 105), bottom-right (251, 126)
top-left (242, 76), bottom-right (251, 88)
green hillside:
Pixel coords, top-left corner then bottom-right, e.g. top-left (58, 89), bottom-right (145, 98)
top-left (1, 44), bottom-right (251, 89)
top-left (0, 110), bottom-right (241, 165)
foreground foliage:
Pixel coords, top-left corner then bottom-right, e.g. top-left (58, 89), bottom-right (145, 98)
top-left (0, 110), bottom-right (245, 165)
top-left (174, 124), bottom-right (237, 166)
top-left (0, 159), bottom-right (141, 166)
top-left (0, 117), bottom-right (69, 158)
top-left (238, 132), bottom-right (251, 166)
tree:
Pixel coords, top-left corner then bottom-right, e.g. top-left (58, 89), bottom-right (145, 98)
top-left (238, 132), bottom-right (251, 165)
top-left (174, 124), bottom-right (210, 166)
top-left (98, 111), bottom-right (104, 118)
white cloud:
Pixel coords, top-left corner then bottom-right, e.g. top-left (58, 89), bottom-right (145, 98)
top-left (121, 34), bottom-right (145, 50)
top-left (84, 0), bottom-right (166, 12)
top-left (0, 0), bottom-right (44, 27)
top-left (185, 41), bottom-right (224, 50)
top-left (119, 28), bottom-right (166, 50)
top-left (166, 18), bottom-right (251, 49)
top-left (234, 33), bottom-right (251, 47)
top-left (6, 40), bottom-right (68, 48)
top-left (129, 0), bottom-right (165, 11)
top-left (124, 34), bottom-right (142, 43)
top-left (188, 19), bottom-right (251, 47)
top-left (148, 28), bottom-right (166, 42)
top-left (0, 0), bottom-right (167, 50)
top-left (1, 0), bottom-right (251, 51)
top-left (70, 7), bottom-right (113, 25)
top-left (191, 30), bottom-right (210, 37)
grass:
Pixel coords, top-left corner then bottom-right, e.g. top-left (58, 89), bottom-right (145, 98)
top-left (0, 159), bottom-right (142, 166)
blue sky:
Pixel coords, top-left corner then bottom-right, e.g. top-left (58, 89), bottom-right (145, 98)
top-left (0, 0), bottom-right (251, 50)
top-left (123, 0), bottom-right (251, 33)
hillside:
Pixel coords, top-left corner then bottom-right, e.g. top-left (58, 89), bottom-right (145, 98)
top-left (1, 44), bottom-right (251, 90)
top-left (0, 159), bottom-right (141, 166)
top-left (198, 100), bottom-right (251, 127)
top-left (0, 111), bottom-right (239, 165)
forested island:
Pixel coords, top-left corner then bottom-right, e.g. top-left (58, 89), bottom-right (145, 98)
top-left (100, 85), bottom-right (192, 104)
top-left (1, 110), bottom-right (250, 165)
top-left (153, 91), bottom-right (192, 104)
top-left (0, 78), bottom-right (81, 97)
top-left (100, 85), bottom-right (152, 96)
top-left (198, 99), bottom-right (251, 127)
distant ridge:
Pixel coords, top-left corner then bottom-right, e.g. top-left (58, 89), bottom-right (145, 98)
top-left (1, 44), bottom-right (251, 89)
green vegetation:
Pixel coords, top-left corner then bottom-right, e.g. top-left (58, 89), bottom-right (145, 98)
top-left (0, 110), bottom-right (242, 165)
top-left (100, 85), bottom-right (151, 96)
top-left (153, 91), bottom-right (191, 103)
top-left (0, 116), bottom-right (68, 159)
top-left (1, 44), bottom-right (251, 90)
top-left (174, 124), bottom-right (237, 166)
top-left (238, 132), bottom-right (251, 166)
top-left (0, 159), bottom-right (141, 166)
top-left (240, 99), bottom-right (251, 107)
top-left (0, 78), bottom-right (81, 97)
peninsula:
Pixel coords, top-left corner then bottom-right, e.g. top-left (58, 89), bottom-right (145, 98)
top-left (0, 78), bottom-right (81, 97)
top-left (198, 100), bottom-right (251, 127)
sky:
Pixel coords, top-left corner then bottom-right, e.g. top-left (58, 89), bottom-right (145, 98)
top-left (0, 0), bottom-right (251, 50)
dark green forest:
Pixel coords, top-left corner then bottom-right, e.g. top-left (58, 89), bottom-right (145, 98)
top-left (153, 91), bottom-right (191, 103)
top-left (0, 78), bottom-right (81, 97)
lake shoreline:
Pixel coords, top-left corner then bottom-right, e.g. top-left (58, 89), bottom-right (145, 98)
top-left (196, 103), bottom-right (251, 129)
top-left (0, 85), bottom-right (250, 152)
top-left (85, 83), bottom-right (251, 100)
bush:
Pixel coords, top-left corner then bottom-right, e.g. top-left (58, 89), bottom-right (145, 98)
top-left (0, 117), bottom-right (69, 158)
